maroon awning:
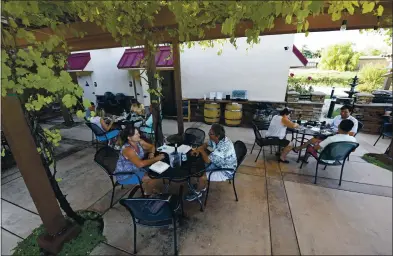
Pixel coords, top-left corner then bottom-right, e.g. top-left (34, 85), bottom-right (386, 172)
top-left (66, 52), bottom-right (91, 70)
top-left (117, 46), bottom-right (173, 69)
top-left (292, 45), bottom-right (308, 66)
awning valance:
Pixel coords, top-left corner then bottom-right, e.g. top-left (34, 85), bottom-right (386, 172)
top-left (66, 52), bottom-right (91, 71)
top-left (292, 45), bottom-right (308, 66)
top-left (117, 46), bottom-right (173, 69)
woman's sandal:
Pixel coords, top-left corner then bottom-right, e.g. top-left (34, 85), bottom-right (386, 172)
top-left (278, 158), bottom-right (290, 164)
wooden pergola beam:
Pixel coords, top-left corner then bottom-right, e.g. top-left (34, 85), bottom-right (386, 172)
top-left (18, 4), bottom-right (391, 52)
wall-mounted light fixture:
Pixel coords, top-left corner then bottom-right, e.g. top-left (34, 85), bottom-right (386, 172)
top-left (340, 20), bottom-right (347, 31)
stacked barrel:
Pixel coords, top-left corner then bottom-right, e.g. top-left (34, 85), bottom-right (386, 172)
top-left (204, 102), bottom-right (243, 126)
top-left (224, 103), bottom-right (242, 126)
top-left (204, 103), bottom-right (220, 124)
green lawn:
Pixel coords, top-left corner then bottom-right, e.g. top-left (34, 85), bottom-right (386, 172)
top-left (12, 211), bottom-right (105, 256)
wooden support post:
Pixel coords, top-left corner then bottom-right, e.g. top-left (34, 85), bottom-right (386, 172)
top-left (1, 94), bottom-right (80, 254)
top-left (173, 40), bottom-right (184, 135)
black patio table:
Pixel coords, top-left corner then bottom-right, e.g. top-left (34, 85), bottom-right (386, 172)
top-left (147, 151), bottom-right (207, 211)
top-left (287, 126), bottom-right (336, 162)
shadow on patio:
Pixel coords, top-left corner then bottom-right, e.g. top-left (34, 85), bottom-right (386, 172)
top-left (1, 120), bottom-right (392, 255)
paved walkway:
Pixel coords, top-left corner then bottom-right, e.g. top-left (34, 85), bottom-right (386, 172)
top-left (1, 120), bottom-right (392, 255)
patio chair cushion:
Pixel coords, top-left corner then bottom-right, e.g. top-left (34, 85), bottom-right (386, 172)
top-left (121, 194), bottom-right (180, 226)
top-left (96, 129), bottom-right (120, 142)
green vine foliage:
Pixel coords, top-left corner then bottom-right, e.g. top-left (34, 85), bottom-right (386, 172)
top-left (2, 1), bottom-right (386, 142)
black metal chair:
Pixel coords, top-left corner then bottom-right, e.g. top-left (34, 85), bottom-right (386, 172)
top-left (86, 122), bottom-right (120, 151)
top-left (374, 123), bottom-right (392, 147)
top-left (354, 121), bottom-right (364, 137)
top-left (94, 146), bottom-right (144, 208)
top-left (204, 140), bottom-right (248, 207)
top-left (120, 185), bottom-right (184, 255)
top-left (183, 128), bottom-right (205, 146)
top-left (250, 123), bottom-right (280, 161)
top-left (300, 141), bottom-right (359, 185)
top-left (103, 91), bottom-right (124, 116)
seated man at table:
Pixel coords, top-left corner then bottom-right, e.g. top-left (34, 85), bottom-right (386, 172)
top-left (293, 105), bottom-right (358, 152)
top-left (266, 108), bottom-right (299, 163)
top-left (114, 124), bottom-right (165, 195)
top-left (301, 119), bottom-right (357, 162)
top-left (188, 123), bottom-right (237, 201)
top-left (330, 105), bottom-right (358, 136)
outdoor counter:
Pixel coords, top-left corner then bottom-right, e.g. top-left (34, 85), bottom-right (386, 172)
top-left (353, 103), bottom-right (392, 134)
top-left (183, 98), bottom-right (324, 127)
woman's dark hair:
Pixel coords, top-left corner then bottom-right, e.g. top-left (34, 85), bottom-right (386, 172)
top-left (279, 108), bottom-right (290, 116)
top-left (120, 123), bottom-right (138, 144)
top-left (211, 123), bottom-right (225, 141)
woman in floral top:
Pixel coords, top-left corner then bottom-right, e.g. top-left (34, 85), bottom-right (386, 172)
top-left (188, 124), bottom-right (237, 201)
top-left (114, 124), bottom-right (164, 195)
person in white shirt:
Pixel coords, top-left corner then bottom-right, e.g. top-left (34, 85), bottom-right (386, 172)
top-left (303, 119), bottom-right (357, 161)
top-left (266, 108), bottom-right (299, 163)
top-left (330, 105), bottom-right (358, 136)
top-left (293, 105), bottom-right (358, 153)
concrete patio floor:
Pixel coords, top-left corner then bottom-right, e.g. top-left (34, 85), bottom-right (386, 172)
top-left (1, 119), bottom-right (392, 255)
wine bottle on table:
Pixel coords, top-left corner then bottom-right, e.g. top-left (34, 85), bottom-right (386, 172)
top-left (174, 144), bottom-right (178, 153)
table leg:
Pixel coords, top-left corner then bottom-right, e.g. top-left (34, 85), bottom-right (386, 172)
top-left (186, 178), bottom-right (204, 212)
top-left (296, 133), bottom-right (306, 163)
top-left (163, 179), bottom-right (171, 193)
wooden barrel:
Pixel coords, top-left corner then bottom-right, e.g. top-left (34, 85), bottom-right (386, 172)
top-left (225, 103), bottom-right (243, 126)
top-left (204, 103), bottom-right (220, 124)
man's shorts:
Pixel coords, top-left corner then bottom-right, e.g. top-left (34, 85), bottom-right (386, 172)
top-left (306, 139), bottom-right (322, 158)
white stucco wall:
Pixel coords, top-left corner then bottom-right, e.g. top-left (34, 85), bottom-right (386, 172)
top-left (180, 34), bottom-right (295, 102)
top-left (74, 47), bottom-right (142, 100)
top-left (73, 34), bottom-right (295, 104)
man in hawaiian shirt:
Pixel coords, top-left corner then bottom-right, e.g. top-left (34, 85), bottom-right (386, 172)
top-left (187, 123), bottom-right (237, 201)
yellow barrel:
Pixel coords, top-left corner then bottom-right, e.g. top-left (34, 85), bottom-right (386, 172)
top-left (225, 103), bottom-right (243, 126)
top-left (204, 103), bottom-right (220, 124)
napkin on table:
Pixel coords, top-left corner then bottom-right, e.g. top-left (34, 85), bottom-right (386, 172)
top-left (149, 161), bottom-right (170, 174)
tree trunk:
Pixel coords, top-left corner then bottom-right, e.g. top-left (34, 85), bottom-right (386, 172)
top-left (145, 43), bottom-right (164, 147)
top-left (43, 162), bottom-right (84, 224)
top-left (60, 103), bottom-right (74, 126)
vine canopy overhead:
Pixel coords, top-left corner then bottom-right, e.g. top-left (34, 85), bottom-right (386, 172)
top-left (5, 1), bottom-right (391, 52)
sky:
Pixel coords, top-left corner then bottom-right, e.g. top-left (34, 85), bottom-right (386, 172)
top-left (294, 29), bottom-right (392, 53)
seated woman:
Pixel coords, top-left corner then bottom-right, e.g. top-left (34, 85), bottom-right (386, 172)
top-left (89, 115), bottom-right (121, 148)
top-left (114, 124), bottom-right (164, 195)
top-left (188, 124), bottom-right (237, 201)
top-left (266, 108), bottom-right (299, 163)
top-left (130, 100), bottom-right (145, 116)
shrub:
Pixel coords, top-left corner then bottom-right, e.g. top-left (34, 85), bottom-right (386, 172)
top-left (357, 63), bottom-right (386, 93)
top-left (287, 75), bottom-right (352, 87)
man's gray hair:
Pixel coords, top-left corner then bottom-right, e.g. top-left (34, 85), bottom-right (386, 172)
top-left (211, 123), bottom-right (225, 141)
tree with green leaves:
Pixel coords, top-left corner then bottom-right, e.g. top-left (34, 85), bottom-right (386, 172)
top-left (1, 1), bottom-right (387, 246)
top-left (319, 43), bottom-right (361, 71)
